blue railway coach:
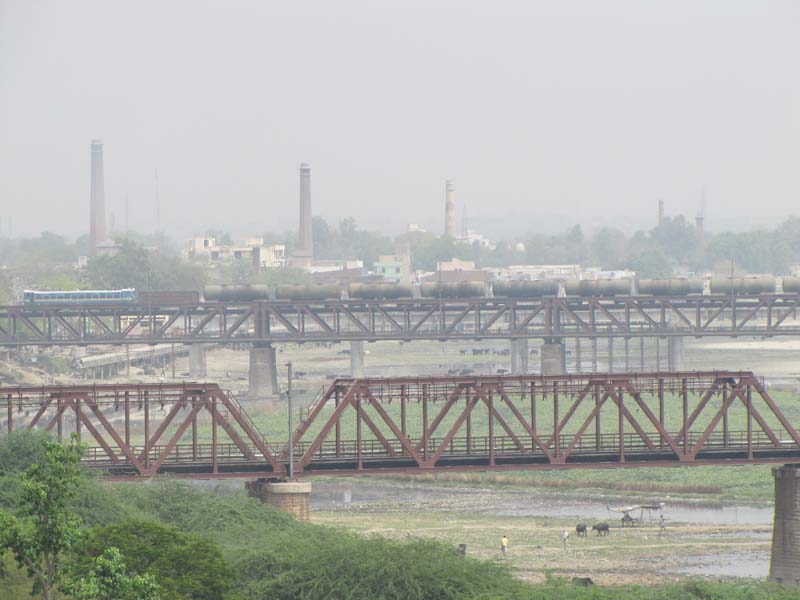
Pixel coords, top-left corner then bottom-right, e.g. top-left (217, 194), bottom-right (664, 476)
top-left (22, 288), bottom-right (137, 304)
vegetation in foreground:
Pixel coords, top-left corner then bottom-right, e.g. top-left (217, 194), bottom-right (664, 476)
top-left (0, 431), bottom-right (794, 599)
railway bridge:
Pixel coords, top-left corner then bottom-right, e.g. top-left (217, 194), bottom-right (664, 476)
top-left (1, 372), bottom-right (800, 583)
top-left (2, 292), bottom-right (800, 398)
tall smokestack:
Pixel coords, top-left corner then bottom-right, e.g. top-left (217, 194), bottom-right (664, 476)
top-left (445, 180), bottom-right (456, 237)
top-left (695, 213), bottom-right (704, 241)
top-left (89, 140), bottom-right (107, 256)
top-left (298, 162), bottom-right (313, 258)
top-left (657, 198), bottom-right (664, 226)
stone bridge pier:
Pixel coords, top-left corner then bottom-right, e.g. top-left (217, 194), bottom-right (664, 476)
top-left (540, 340), bottom-right (566, 375)
top-left (770, 464), bottom-right (800, 585)
top-left (248, 343), bottom-right (279, 400)
top-left (189, 344), bottom-right (207, 378)
top-left (350, 340), bottom-right (365, 378)
top-left (510, 338), bottom-right (528, 375)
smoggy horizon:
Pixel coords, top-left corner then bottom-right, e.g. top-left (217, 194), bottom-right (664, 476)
top-left (1, 2), bottom-right (798, 240)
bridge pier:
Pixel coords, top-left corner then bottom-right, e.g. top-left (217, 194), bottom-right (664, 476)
top-left (246, 479), bottom-right (311, 522)
top-left (608, 337), bottom-right (614, 372)
top-left (770, 465), bottom-right (800, 584)
top-left (350, 341), bottom-right (365, 378)
top-left (189, 344), bottom-right (206, 378)
top-left (668, 336), bottom-right (684, 371)
top-left (510, 338), bottom-right (529, 374)
top-left (248, 343), bottom-right (279, 400)
top-left (540, 341), bottom-right (566, 375)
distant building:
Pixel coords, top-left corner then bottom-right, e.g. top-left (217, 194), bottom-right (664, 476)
top-left (486, 264), bottom-right (582, 281)
top-left (421, 269), bottom-right (488, 284)
top-left (95, 239), bottom-right (120, 257)
top-left (186, 236), bottom-right (217, 254)
top-left (581, 267), bottom-right (636, 280)
top-left (373, 254), bottom-right (411, 284)
top-left (456, 229), bottom-right (495, 250)
top-left (436, 258), bottom-right (476, 272)
top-left (251, 244), bottom-right (286, 269)
top-left (407, 223), bottom-right (427, 233)
top-left (184, 235), bottom-right (285, 268)
top-left (309, 259), bottom-right (364, 274)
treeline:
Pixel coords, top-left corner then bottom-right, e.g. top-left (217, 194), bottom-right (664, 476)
top-left (3, 214), bottom-right (800, 297)
top-left (310, 216), bottom-right (800, 277)
top-left (0, 432), bottom-right (793, 599)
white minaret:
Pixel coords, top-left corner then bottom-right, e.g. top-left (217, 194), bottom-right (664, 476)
top-left (445, 179), bottom-right (456, 237)
top-left (89, 140), bottom-right (107, 256)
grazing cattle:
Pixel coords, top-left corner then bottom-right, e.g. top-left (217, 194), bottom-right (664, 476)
top-left (592, 523), bottom-right (610, 536)
top-left (572, 577), bottom-right (594, 587)
top-left (575, 524), bottom-right (588, 537)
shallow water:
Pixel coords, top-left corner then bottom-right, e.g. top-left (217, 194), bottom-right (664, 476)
top-left (311, 479), bottom-right (774, 526)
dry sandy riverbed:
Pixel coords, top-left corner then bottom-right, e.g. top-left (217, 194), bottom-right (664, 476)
top-left (309, 478), bottom-right (772, 586)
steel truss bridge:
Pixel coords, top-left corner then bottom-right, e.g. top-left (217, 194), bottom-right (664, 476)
top-left (2, 371), bottom-right (799, 478)
top-left (1, 293), bottom-right (800, 347)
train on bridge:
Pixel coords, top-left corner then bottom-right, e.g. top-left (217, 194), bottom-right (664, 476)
top-left (19, 276), bottom-right (800, 307)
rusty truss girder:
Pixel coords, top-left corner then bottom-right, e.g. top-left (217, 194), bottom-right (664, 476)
top-left (0, 383), bottom-right (281, 477)
top-left (1, 294), bottom-right (800, 347)
top-left (2, 373), bottom-right (800, 478)
top-left (289, 371), bottom-right (800, 475)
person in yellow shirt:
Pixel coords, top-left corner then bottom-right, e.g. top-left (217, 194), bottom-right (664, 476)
top-left (500, 535), bottom-right (509, 558)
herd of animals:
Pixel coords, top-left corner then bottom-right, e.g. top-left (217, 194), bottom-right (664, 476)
top-left (575, 522), bottom-right (610, 537)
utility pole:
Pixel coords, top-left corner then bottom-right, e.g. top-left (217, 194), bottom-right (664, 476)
top-left (286, 361), bottom-right (294, 479)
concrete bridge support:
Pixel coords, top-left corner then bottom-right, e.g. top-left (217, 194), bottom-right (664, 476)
top-left (668, 336), bottom-right (684, 371)
top-left (246, 479), bottom-right (311, 522)
top-left (540, 341), bottom-right (566, 375)
top-left (510, 338), bottom-right (529, 374)
top-left (248, 343), bottom-right (279, 399)
top-left (350, 341), bottom-right (365, 378)
top-left (189, 344), bottom-right (206, 378)
top-left (770, 465), bottom-right (800, 585)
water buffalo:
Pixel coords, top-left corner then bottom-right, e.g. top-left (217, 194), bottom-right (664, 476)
top-left (572, 577), bottom-right (594, 587)
top-left (592, 523), bottom-right (610, 536)
top-left (575, 523), bottom-right (588, 537)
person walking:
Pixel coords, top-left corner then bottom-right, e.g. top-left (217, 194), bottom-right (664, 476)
top-left (500, 535), bottom-right (509, 558)
top-left (562, 528), bottom-right (569, 549)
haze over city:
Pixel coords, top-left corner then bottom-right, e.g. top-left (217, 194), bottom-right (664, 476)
top-left (5, 3), bottom-right (800, 598)
top-left (2, 1), bottom-right (798, 239)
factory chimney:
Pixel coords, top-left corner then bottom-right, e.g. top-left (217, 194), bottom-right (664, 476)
top-left (695, 213), bottom-right (704, 241)
top-left (657, 198), bottom-right (664, 226)
top-left (445, 180), bottom-right (456, 237)
top-left (89, 140), bottom-right (107, 256)
top-left (297, 162), bottom-right (313, 260)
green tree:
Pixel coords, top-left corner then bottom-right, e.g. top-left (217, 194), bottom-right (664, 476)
top-left (87, 240), bottom-right (206, 292)
top-left (74, 519), bottom-right (232, 600)
top-left (63, 547), bottom-right (160, 600)
top-left (0, 435), bottom-right (84, 600)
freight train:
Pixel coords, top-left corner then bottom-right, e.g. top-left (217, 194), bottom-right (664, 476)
top-left (21, 277), bottom-right (797, 305)
top-left (202, 277), bottom-right (798, 302)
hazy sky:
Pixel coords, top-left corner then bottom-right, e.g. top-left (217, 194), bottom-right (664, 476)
top-left (1, 1), bottom-right (798, 240)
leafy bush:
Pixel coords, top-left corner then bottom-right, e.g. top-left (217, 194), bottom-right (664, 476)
top-left (72, 519), bottom-right (233, 600)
